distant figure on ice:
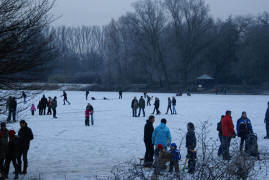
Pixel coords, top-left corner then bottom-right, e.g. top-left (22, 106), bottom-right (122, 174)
top-left (6, 97), bottom-right (17, 122)
top-left (152, 97), bottom-right (160, 115)
top-left (119, 90), bottom-right (123, 99)
top-left (30, 104), bottom-right (36, 116)
top-left (22, 91), bottom-right (27, 104)
top-left (186, 122), bottom-right (197, 174)
top-left (264, 101), bottom-right (269, 139)
top-left (146, 95), bottom-right (151, 106)
top-left (152, 118), bottom-right (171, 149)
top-left (221, 111), bottom-right (236, 160)
top-left (176, 91), bottom-right (182, 96)
top-left (86, 90), bottom-right (89, 100)
top-left (91, 97), bottom-right (96, 100)
top-left (138, 96), bottom-right (145, 117)
top-left (144, 91), bottom-right (147, 98)
top-left (47, 97), bottom-right (52, 115)
top-left (2, 130), bottom-right (19, 179)
top-left (103, 97), bottom-right (109, 100)
top-left (37, 101), bottom-right (42, 115)
top-left (85, 104), bottom-right (91, 126)
top-left (62, 91), bottom-right (70, 105)
top-left (131, 97), bottom-right (139, 117)
top-left (144, 115), bottom-right (155, 167)
top-left (187, 88), bottom-right (191, 96)
top-left (17, 120), bottom-right (33, 174)
top-left (172, 97), bottom-right (177, 114)
top-left (86, 103), bottom-right (94, 126)
top-left (165, 97), bottom-right (172, 115)
top-left (51, 97), bottom-right (57, 118)
top-left (236, 112), bottom-right (253, 152)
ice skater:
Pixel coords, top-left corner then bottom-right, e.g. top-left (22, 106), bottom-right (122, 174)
top-left (62, 91), bottom-right (70, 105)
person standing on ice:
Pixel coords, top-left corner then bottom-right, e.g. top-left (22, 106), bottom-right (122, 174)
top-left (186, 122), bottom-right (197, 174)
top-left (152, 97), bottom-right (160, 115)
top-left (221, 111), bottom-right (236, 160)
top-left (131, 97), bottom-right (139, 117)
top-left (40, 95), bottom-right (48, 115)
top-left (165, 97), bottom-right (172, 114)
top-left (62, 91), bottom-right (70, 105)
top-left (85, 104), bottom-right (91, 126)
top-left (144, 115), bottom-right (155, 167)
top-left (152, 118), bottom-right (171, 149)
top-left (0, 122), bottom-right (8, 173)
top-left (236, 112), bottom-right (253, 151)
top-left (264, 101), bottom-right (269, 139)
top-left (7, 97), bottom-right (17, 122)
top-left (30, 104), bottom-right (36, 116)
top-left (47, 97), bottom-right (52, 115)
top-left (86, 103), bottom-right (94, 126)
top-left (172, 97), bottom-right (177, 114)
top-left (51, 97), bottom-right (57, 118)
top-left (17, 120), bottom-right (33, 174)
top-left (22, 91), bottom-right (27, 104)
top-left (138, 96), bottom-right (146, 117)
top-left (119, 90), bottom-right (123, 99)
top-left (217, 115), bottom-right (224, 157)
top-left (86, 90), bottom-right (89, 100)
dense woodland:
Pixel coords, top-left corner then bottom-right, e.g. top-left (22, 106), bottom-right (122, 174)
top-left (6, 0), bottom-right (269, 89)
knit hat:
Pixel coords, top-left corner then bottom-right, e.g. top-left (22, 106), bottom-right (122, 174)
top-left (171, 143), bottom-right (177, 148)
top-left (8, 130), bottom-right (16, 139)
top-left (157, 144), bottom-right (163, 150)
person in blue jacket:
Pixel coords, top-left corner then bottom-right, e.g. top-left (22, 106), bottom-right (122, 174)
top-left (236, 111), bottom-right (253, 152)
top-left (169, 143), bottom-right (181, 173)
top-left (152, 119), bottom-right (171, 149)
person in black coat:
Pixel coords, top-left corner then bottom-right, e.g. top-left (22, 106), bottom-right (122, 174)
top-left (138, 96), bottom-right (146, 117)
top-left (146, 95), bottom-right (151, 106)
top-left (165, 97), bottom-right (172, 114)
top-left (131, 97), bottom-right (139, 117)
top-left (119, 90), bottom-right (123, 99)
top-left (62, 91), bottom-right (70, 105)
top-left (186, 122), bottom-right (197, 174)
top-left (152, 98), bottom-right (160, 115)
top-left (144, 115), bottom-right (155, 167)
top-left (86, 90), bottom-right (89, 100)
top-left (2, 130), bottom-right (19, 179)
top-left (40, 95), bottom-right (48, 115)
top-left (217, 115), bottom-right (224, 156)
top-left (17, 120), bottom-right (33, 174)
top-left (7, 97), bottom-right (17, 122)
top-left (265, 102), bottom-right (269, 139)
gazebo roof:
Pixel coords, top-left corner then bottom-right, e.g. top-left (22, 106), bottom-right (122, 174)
top-left (197, 74), bottom-right (214, 80)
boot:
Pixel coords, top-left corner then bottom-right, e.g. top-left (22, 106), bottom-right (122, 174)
top-left (17, 165), bottom-right (22, 174)
top-left (22, 166), bottom-right (27, 174)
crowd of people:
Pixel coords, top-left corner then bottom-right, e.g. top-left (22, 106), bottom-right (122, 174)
top-left (0, 120), bottom-right (33, 179)
top-left (36, 95), bottom-right (58, 118)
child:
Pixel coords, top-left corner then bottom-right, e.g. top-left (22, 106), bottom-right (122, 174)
top-left (37, 101), bottom-right (42, 115)
top-left (153, 144), bottom-right (163, 175)
top-left (169, 143), bottom-right (181, 173)
top-left (186, 122), bottom-right (197, 174)
top-left (31, 104), bottom-right (36, 116)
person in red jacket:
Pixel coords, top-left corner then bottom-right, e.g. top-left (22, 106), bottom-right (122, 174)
top-left (221, 110), bottom-right (236, 160)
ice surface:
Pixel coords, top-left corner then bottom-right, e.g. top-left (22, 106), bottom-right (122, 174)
top-left (5, 91), bottom-right (269, 179)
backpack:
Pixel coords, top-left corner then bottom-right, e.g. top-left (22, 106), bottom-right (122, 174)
top-left (246, 133), bottom-right (259, 157)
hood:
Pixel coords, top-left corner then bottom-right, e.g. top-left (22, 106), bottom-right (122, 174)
top-left (159, 123), bottom-right (166, 129)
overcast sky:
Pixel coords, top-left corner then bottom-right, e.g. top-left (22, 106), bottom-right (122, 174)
top-left (52, 0), bottom-right (269, 26)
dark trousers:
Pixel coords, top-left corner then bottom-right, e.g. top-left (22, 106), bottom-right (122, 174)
top-left (39, 108), bottom-right (42, 115)
top-left (47, 107), bottom-right (52, 115)
top-left (7, 110), bottom-right (16, 122)
top-left (266, 122), bottom-right (269, 137)
top-left (187, 150), bottom-right (196, 173)
top-left (222, 136), bottom-right (232, 160)
top-left (169, 160), bottom-right (179, 172)
top-left (152, 107), bottom-right (160, 114)
top-left (138, 108), bottom-right (145, 117)
top-left (132, 108), bottom-right (137, 117)
top-left (17, 150), bottom-right (28, 171)
top-left (119, 94), bottom-right (122, 99)
top-left (147, 101), bottom-right (151, 106)
top-left (166, 105), bottom-right (172, 114)
top-left (85, 117), bottom-right (89, 126)
top-left (52, 108), bottom-right (57, 118)
top-left (240, 135), bottom-right (249, 152)
top-left (144, 142), bottom-right (154, 163)
top-left (218, 135), bottom-right (223, 156)
top-left (0, 158), bottom-right (4, 171)
top-left (31, 110), bottom-right (34, 116)
top-left (63, 98), bottom-right (70, 105)
top-left (4, 157), bottom-right (19, 176)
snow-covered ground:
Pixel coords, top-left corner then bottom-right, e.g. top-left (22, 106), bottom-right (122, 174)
top-left (5, 91), bottom-right (269, 179)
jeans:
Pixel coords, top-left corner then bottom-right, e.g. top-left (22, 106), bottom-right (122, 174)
top-left (132, 108), bottom-right (137, 117)
top-left (166, 106), bottom-right (172, 114)
top-left (218, 135), bottom-right (223, 156)
top-left (7, 110), bottom-right (16, 122)
top-left (17, 150), bottom-right (28, 171)
top-left (85, 117), bottom-right (89, 126)
top-left (4, 157), bottom-right (19, 176)
top-left (90, 114), bottom-right (94, 125)
top-left (172, 105), bottom-right (177, 114)
top-left (138, 108), bottom-right (145, 117)
top-left (52, 108), bottom-right (57, 118)
top-left (240, 135), bottom-right (249, 152)
top-left (222, 136), bottom-right (232, 160)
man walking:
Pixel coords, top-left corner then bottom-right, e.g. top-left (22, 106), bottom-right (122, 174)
top-left (17, 120), bottom-right (33, 174)
top-left (165, 97), bottom-right (172, 114)
top-left (265, 102), bottom-right (269, 139)
top-left (152, 98), bottom-right (160, 115)
top-left (221, 111), bottom-right (236, 160)
top-left (144, 115), bottom-right (155, 167)
top-left (236, 112), bottom-right (253, 151)
top-left (138, 96), bottom-right (146, 117)
top-left (62, 91), bottom-right (70, 105)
